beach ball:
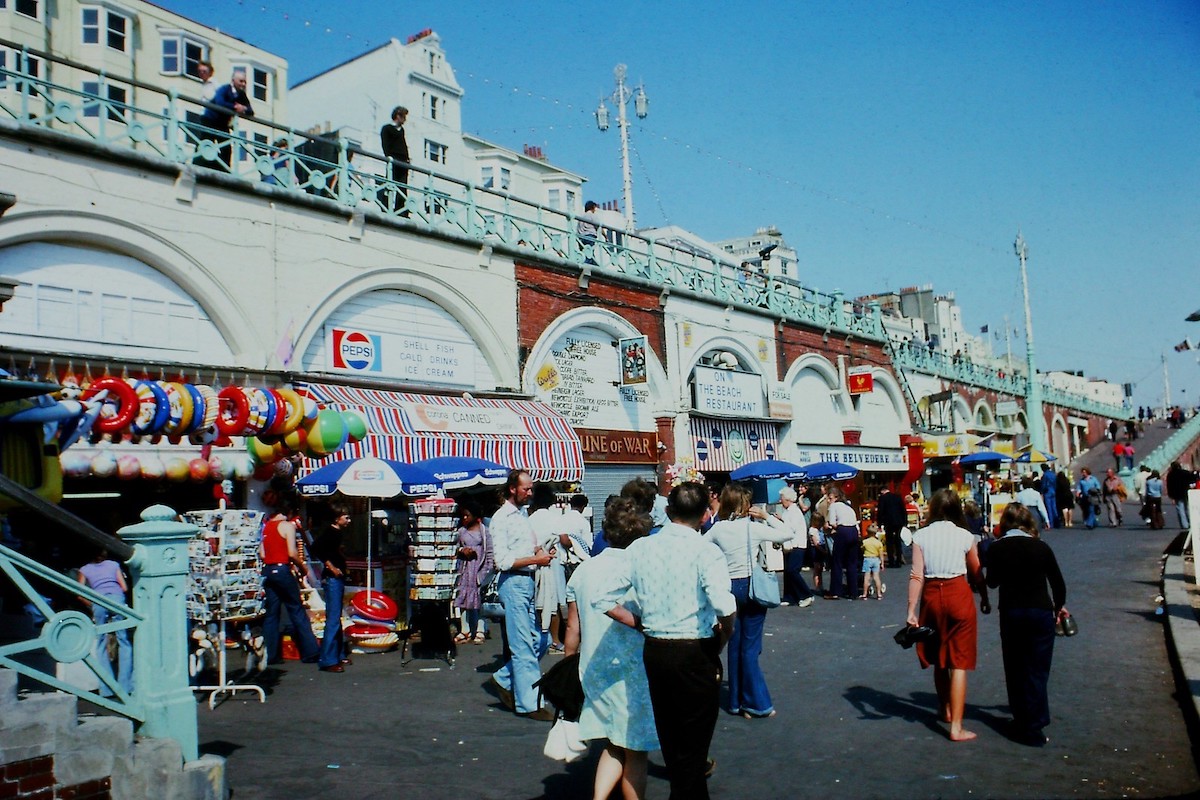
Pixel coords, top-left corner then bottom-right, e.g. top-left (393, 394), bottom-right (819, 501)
top-left (302, 396), bottom-right (319, 422)
top-left (90, 452), bottom-right (118, 478)
top-left (282, 424), bottom-right (308, 453)
top-left (208, 455), bottom-right (226, 480)
top-left (165, 457), bottom-right (190, 482)
top-left (140, 456), bottom-right (166, 480)
top-left (61, 451), bottom-right (92, 478)
top-left (188, 458), bottom-right (210, 482)
top-left (117, 455), bottom-right (141, 480)
top-left (305, 409), bottom-right (348, 456)
top-left (232, 455), bottom-right (256, 480)
top-left (342, 410), bottom-right (368, 443)
top-left (273, 458), bottom-right (294, 477)
top-left (247, 436), bottom-right (281, 464)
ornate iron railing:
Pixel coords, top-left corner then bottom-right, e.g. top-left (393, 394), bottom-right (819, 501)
top-left (0, 542), bottom-right (144, 719)
top-left (1142, 411), bottom-right (1200, 474)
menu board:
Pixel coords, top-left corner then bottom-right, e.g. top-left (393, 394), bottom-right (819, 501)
top-left (534, 326), bottom-right (652, 431)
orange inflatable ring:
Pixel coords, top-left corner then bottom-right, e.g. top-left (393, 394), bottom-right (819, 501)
top-left (349, 591), bottom-right (399, 622)
top-left (274, 387), bottom-right (305, 435)
top-left (82, 377), bottom-right (138, 433)
top-left (214, 386), bottom-right (250, 436)
top-left (345, 622), bottom-right (394, 638)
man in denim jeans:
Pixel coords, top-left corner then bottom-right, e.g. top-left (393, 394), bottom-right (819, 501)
top-left (489, 469), bottom-right (555, 720)
top-left (312, 503), bottom-right (352, 673)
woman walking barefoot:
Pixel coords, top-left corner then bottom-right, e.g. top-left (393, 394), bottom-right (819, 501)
top-left (906, 489), bottom-right (989, 742)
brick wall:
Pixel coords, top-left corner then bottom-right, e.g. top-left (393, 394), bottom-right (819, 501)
top-left (515, 262), bottom-right (666, 366)
top-left (0, 755), bottom-right (111, 800)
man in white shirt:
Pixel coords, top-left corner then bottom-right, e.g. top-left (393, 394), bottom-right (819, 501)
top-left (777, 486), bottom-right (814, 607)
top-left (600, 482), bottom-right (735, 800)
top-left (489, 469), bottom-right (555, 721)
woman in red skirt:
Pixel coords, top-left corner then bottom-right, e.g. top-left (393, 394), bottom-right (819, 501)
top-left (906, 489), bottom-right (990, 741)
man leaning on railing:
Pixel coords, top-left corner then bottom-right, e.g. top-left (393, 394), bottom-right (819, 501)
top-left (195, 69), bottom-right (255, 171)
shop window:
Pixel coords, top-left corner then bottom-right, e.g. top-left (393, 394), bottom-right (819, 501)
top-left (82, 80), bottom-right (127, 122)
top-left (161, 34), bottom-right (208, 77)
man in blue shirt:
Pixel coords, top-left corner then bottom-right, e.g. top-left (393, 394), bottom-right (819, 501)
top-left (196, 70), bottom-right (254, 169)
top-left (599, 482), bottom-right (735, 799)
top-left (1075, 467), bottom-right (1102, 530)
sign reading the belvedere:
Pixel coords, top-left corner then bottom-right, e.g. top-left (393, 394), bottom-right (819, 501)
top-left (693, 365), bottom-right (764, 418)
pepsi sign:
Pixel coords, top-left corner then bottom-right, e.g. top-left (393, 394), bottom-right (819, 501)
top-left (331, 328), bottom-right (382, 372)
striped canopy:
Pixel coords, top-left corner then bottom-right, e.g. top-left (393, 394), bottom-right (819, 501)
top-left (295, 382), bottom-right (583, 483)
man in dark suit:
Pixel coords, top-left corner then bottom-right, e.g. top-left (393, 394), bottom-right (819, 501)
top-left (876, 484), bottom-right (908, 568)
top-left (197, 70), bottom-right (254, 169)
top-left (379, 105), bottom-right (410, 215)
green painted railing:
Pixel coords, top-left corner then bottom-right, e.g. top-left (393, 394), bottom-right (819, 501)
top-left (1142, 411), bottom-right (1200, 474)
top-left (0, 39), bottom-right (884, 342)
top-left (889, 339), bottom-right (1127, 419)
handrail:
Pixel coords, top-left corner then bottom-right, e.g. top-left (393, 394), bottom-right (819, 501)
top-left (1142, 412), bottom-right (1200, 474)
top-left (0, 541), bottom-right (145, 719)
top-left (0, 472), bottom-right (134, 561)
top-left (0, 39), bottom-right (1128, 418)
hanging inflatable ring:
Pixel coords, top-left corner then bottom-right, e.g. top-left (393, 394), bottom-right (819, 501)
top-left (265, 389), bottom-right (291, 436)
top-left (82, 377), bottom-right (138, 433)
top-left (129, 379), bottom-right (170, 436)
top-left (243, 387), bottom-right (272, 436)
top-left (215, 386), bottom-right (250, 436)
top-left (274, 387), bottom-right (305, 435)
top-left (161, 382), bottom-right (193, 436)
top-left (194, 385), bottom-right (220, 431)
top-left (349, 591), bottom-right (399, 622)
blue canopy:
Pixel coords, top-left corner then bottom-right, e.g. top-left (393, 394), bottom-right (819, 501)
top-left (959, 450), bottom-right (1012, 467)
top-left (793, 460), bottom-right (859, 482)
top-left (729, 458), bottom-right (806, 481)
top-left (295, 456), bottom-right (441, 497)
top-left (413, 456), bottom-right (510, 489)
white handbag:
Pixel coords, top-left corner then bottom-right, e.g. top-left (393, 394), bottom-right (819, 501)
top-left (543, 717), bottom-right (588, 762)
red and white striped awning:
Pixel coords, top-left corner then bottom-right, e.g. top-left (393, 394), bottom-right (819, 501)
top-left (295, 382), bottom-right (583, 483)
top-left (689, 416), bottom-right (781, 474)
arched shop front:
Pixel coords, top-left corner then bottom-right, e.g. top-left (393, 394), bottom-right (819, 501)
top-left (526, 310), bottom-right (669, 535)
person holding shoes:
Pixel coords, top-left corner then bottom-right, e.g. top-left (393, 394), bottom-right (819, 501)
top-left (985, 504), bottom-right (1068, 746)
top-left (906, 489), bottom-right (989, 742)
top-left (311, 503), bottom-right (353, 673)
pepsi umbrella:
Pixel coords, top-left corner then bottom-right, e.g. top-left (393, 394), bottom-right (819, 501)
top-left (413, 456), bottom-right (510, 490)
top-left (793, 460), bottom-right (860, 482)
top-left (958, 450), bottom-right (1012, 467)
top-left (295, 456), bottom-right (441, 594)
top-left (296, 456), bottom-right (442, 498)
top-left (729, 458), bottom-right (806, 481)
top-left (1014, 448), bottom-right (1056, 463)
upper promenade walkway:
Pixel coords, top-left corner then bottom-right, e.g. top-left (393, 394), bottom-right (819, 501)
top-left (193, 513), bottom-right (1199, 799)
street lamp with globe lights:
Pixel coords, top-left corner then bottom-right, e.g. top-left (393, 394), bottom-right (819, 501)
top-left (595, 64), bottom-right (648, 233)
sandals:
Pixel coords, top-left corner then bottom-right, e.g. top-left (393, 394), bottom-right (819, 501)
top-left (473, 632), bottom-right (486, 644)
top-left (453, 633), bottom-right (470, 644)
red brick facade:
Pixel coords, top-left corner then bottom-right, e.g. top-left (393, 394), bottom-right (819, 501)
top-left (0, 755), bottom-right (111, 800)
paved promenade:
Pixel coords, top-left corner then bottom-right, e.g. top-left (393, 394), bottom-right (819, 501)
top-left (195, 514), bottom-right (1200, 800)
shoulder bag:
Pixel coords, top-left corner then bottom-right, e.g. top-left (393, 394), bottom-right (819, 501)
top-left (746, 520), bottom-right (781, 608)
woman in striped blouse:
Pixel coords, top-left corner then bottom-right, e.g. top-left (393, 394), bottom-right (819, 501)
top-left (906, 488), bottom-right (990, 742)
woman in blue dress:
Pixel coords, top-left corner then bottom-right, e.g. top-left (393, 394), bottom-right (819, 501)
top-left (564, 497), bottom-right (659, 800)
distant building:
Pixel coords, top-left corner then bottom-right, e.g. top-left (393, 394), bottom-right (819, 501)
top-left (288, 31), bottom-right (584, 211)
top-left (713, 227), bottom-right (798, 280)
top-left (0, 0), bottom-right (288, 127)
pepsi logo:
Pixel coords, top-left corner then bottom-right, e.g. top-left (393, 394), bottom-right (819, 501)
top-left (332, 329), bottom-right (381, 372)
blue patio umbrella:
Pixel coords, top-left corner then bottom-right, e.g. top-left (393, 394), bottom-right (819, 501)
top-left (296, 456), bottom-right (441, 594)
top-left (793, 460), bottom-right (860, 482)
top-left (413, 456), bottom-right (510, 490)
top-left (959, 450), bottom-right (1012, 467)
top-left (729, 458), bottom-right (806, 481)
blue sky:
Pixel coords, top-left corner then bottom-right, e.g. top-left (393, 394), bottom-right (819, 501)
top-left (160, 0), bottom-right (1200, 410)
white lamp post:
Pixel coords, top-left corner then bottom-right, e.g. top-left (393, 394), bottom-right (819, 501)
top-left (595, 64), bottom-right (648, 233)
top-left (1015, 231), bottom-right (1046, 452)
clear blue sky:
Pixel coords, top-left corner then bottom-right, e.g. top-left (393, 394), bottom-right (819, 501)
top-left (160, 0), bottom-right (1200, 411)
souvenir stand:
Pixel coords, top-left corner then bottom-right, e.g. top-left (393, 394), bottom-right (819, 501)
top-left (406, 496), bottom-right (459, 666)
top-left (184, 508), bottom-right (267, 708)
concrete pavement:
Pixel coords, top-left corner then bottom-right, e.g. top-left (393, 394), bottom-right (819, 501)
top-left (194, 514), bottom-right (1200, 800)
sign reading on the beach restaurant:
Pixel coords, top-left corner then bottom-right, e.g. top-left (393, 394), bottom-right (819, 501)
top-left (693, 365), bottom-right (764, 418)
top-left (534, 326), bottom-right (652, 430)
